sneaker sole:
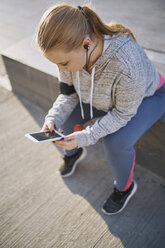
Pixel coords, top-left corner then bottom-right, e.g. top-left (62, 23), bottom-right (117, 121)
top-left (57, 147), bottom-right (87, 178)
top-left (101, 180), bottom-right (138, 216)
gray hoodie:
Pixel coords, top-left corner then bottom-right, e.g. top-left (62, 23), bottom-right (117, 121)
top-left (45, 33), bottom-right (160, 147)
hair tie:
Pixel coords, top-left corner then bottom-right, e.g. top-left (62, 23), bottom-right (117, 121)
top-left (77, 5), bottom-right (88, 22)
top-left (77, 5), bottom-right (86, 18)
top-left (77, 5), bottom-right (84, 11)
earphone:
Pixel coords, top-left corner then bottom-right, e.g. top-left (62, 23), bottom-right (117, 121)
top-left (84, 44), bottom-right (89, 50)
top-left (84, 44), bottom-right (89, 71)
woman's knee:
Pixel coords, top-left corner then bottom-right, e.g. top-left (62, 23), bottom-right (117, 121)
top-left (103, 132), bottom-right (132, 153)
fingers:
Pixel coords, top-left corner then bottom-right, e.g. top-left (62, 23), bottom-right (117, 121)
top-left (54, 140), bottom-right (67, 149)
top-left (41, 120), bottom-right (56, 132)
top-left (61, 134), bottom-right (75, 141)
top-left (40, 124), bottom-right (49, 132)
top-left (54, 141), bottom-right (77, 150)
top-left (54, 134), bottom-right (78, 150)
top-left (48, 122), bottom-right (55, 132)
top-left (58, 128), bottom-right (64, 134)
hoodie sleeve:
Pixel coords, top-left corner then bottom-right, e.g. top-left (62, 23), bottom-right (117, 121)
top-left (45, 71), bottom-right (79, 130)
top-left (75, 75), bottom-right (146, 147)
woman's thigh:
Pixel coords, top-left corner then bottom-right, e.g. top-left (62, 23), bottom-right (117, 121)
top-left (103, 84), bottom-right (165, 151)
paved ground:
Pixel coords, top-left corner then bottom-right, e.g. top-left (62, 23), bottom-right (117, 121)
top-left (0, 0), bottom-right (165, 247)
top-left (0, 84), bottom-right (165, 248)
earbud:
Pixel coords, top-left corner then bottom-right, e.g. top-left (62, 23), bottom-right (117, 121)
top-left (84, 44), bottom-right (89, 72)
top-left (84, 44), bottom-right (89, 50)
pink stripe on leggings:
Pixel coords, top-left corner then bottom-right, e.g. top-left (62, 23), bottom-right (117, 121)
top-left (156, 72), bottom-right (165, 90)
top-left (123, 148), bottom-right (136, 191)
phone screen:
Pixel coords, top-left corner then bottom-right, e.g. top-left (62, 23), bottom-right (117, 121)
top-left (30, 131), bottom-right (62, 141)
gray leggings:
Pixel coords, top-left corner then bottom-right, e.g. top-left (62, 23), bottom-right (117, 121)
top-left (61, 83), bottom-right (165, 191)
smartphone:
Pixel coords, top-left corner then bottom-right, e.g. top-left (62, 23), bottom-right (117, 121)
top-left (25, 130), bottom-right (65, 144)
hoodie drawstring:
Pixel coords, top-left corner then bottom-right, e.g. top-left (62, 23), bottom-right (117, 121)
top-left (76, 67), bottom-right (95, 120)
top-left (77, 71), bottom-right (84, 119)
top-left (90, 67), bottom-right (95, 119)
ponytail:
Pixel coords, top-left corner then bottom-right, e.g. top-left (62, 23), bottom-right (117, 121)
top-left (82, 5), bottom-right (136, 42)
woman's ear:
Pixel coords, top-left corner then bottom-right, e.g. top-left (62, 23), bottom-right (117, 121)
top-left (82, 36), bottom-right (91, 50)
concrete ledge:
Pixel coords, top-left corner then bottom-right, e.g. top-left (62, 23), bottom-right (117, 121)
top-left (134, 120), bottom-right (165, 178)
top-left (2, 55), bottom-right (59, 111)
top-left (1, 36), bottom-right (59, 77)
top-left (2, 35), bottom-right (60, 111)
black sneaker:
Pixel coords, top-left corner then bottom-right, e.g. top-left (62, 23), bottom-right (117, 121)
top-left (102, 180), bottom-right (137, 215)
top-left (58, 147), bottom-right (87, 178)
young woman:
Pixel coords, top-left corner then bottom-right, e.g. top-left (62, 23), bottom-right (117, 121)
top-left (36, 4), bottom-right (165, 215)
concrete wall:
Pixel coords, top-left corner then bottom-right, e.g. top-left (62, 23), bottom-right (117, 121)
top-left (2, 56), bottom-right (59, 112)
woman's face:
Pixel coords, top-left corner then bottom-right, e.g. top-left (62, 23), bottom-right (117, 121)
top-left (45, 45), bottom-right (87, 73)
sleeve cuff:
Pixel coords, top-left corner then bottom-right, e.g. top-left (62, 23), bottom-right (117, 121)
top-left (75, 130), bottom-right (89, 148)
top-left (75, 126), bottom-right (100, 148)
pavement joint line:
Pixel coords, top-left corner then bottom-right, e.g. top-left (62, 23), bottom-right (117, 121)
top-left (143, 47), bottom-right (165, 65)
top-left (143, 46), bottom-right (165, 55)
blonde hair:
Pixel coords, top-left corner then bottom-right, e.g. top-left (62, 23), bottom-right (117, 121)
top-left (36, 4), bottom-right (136, 54)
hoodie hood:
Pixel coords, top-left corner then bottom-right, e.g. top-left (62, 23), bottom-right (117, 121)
top-left (76, 34), bottom-right (131, 120)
